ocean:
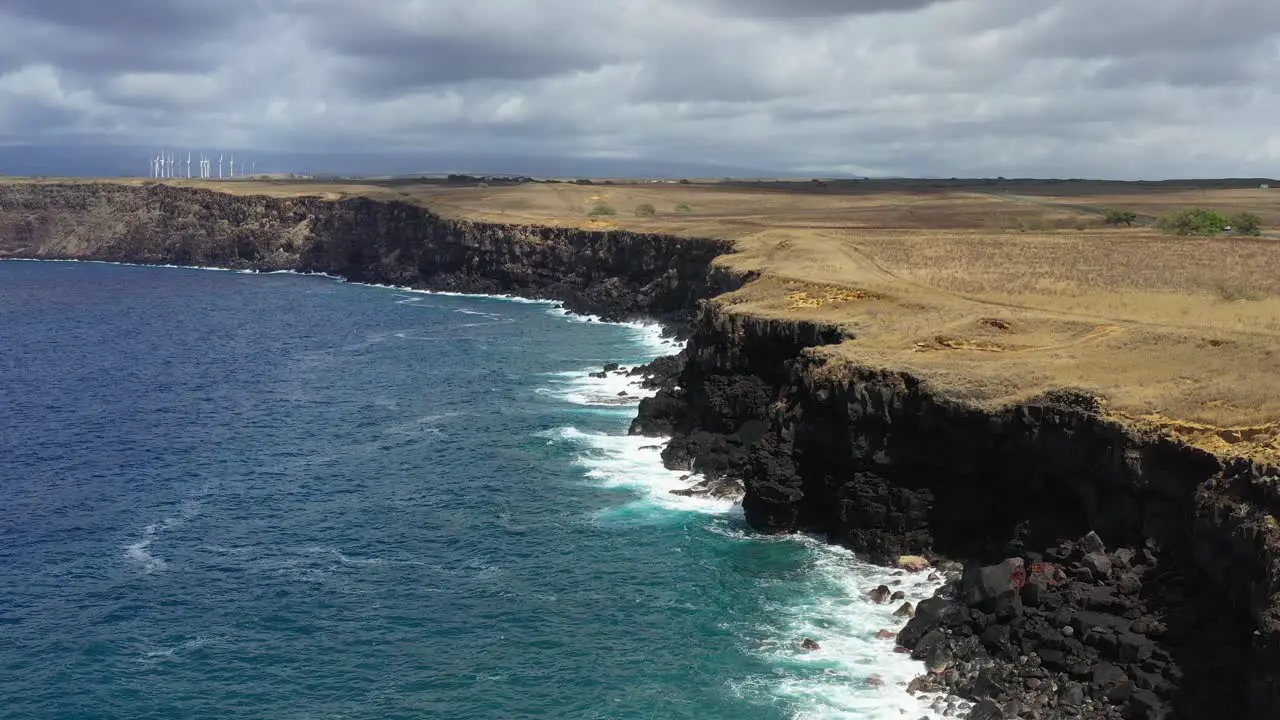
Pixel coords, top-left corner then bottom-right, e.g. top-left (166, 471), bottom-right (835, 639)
top-left (0, 261), bottom-right (945, 719)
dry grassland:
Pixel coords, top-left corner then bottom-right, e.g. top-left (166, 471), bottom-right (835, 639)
top-left (18, 176), bottom-right (1280, 461)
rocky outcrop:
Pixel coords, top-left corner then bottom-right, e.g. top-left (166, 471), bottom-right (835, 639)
top-left (0, 182), bottom-right (737, 328)
top-left (633, 299), bottom-right (1280, 719)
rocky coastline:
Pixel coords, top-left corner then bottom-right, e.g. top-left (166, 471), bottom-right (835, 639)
top-left (629, 303), bottom-right (1280, 719)
top-left (0, 182), bottom-right (738, 330)
top-left (4, 182), bottom-right (1279, 719)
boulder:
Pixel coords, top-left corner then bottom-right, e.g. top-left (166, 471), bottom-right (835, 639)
top-left (1112, 547), bottom-right (1136, 569)
top-left (967, 699), bottom-right (1006, 720)
top-left (1081, 530), bottom-right (1107, 555)
top-left (971, 667), bottom-right (1009, 699)
top-left (603, 363), bottom-right (620, 372)
top-left (1117, 632), bottom-right (1155, 663)
top-left (897, 596), bottom-right (953, 648)
top-left (800, 638), bottom-right (820, 650)
top-left (1116, 570), bottom-right (1143, 596)
top-left (960, 558), bottom-right (1024, 617)
top-left (891, 590), bottom-right (906, 602)
top-left (923, 638), bottom-right (954, 674)
top-left (704, 478), bottom-right (744, 499)
top-left (894, 602), bottom-right (915, 618)
top-left (896, 555), bottom-right (931, 572)
top-left (868, 585), bottom-right (892, 604)
top-left (1081, 552), bottom-right (1113, 579)
top-left (1021, 575), bottom-right (1049, 608)
top-left (1059, 681), bottom-right (1085, 709)
top-left (1127, 689), bottom-right (1169, 720)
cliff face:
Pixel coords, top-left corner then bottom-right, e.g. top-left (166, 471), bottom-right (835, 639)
top-left (0, 183), bottom-right (736, 326)
top-left (6, 182), bottom-right (1280, 718)
top-left (634, 300), bottom-right (1280, 718)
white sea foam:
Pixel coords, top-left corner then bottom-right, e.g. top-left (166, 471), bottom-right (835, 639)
top-left (1, 257), bottom-right (256, 273)
top-left (538, 328), bottom-right (948, 719)
top-left (455, 308), bottom-right (505, 319)
top-left (544, 308), bottom-right (680, 358)
top-left (541, 427), bottom-right (733, 515)
top-left (537, 365), bottom-right (655, 407)
top-left (122, 484), bottom-right (211, 573)
top-left (743, 537), bottom-right (955, 720)
top-left (137, 635), bottom-right (226, 663)
top-left (124, 523), bottom-right (167, 573)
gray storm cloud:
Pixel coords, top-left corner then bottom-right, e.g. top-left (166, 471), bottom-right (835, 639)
top-left (0, 0), bottom-right (1277, 177)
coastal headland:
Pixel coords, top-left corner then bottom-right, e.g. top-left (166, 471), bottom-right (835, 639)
top-left (2, 176), bottom-right (1278, 719)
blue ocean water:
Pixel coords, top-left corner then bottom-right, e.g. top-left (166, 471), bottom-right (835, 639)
top-left (0, 261), bottom-right (943, 720)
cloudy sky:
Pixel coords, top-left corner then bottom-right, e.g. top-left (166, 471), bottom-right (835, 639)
top-left (1, 0), bottom-right (1278, 178)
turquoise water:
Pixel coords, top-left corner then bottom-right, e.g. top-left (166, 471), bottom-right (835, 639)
top-left (0, 261), bottom-right (941, 719)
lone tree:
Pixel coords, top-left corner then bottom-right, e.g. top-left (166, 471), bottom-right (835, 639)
top-left (634, 203), bottom-right (657, 217)
top-left (1156, 208), bottom-right (1230, 236)
top-left (1103, 210), bottom-right (1137, 227)
top-left (586, 203), bottom-right (616, 217)
top-left (1231, 212), bottom-right (1263, 236)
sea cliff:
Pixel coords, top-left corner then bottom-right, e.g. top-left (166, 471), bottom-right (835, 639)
top-left (3, 182), bottom-right (1278, 719)
top-left (0, 182), bottom-right (736, 327)
top-left (631, 302), bottom-right (1280, 719)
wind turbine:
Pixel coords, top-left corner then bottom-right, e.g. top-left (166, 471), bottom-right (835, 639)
top-left (218, 154), bottom-right (223, 179)
top-left (229, 154), bottom-right (235, 179)
top-left (187, 152), bottom-right (192, 179)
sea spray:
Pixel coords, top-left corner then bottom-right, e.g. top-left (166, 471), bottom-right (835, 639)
top-left (537, 323), bottom-right (952, 720)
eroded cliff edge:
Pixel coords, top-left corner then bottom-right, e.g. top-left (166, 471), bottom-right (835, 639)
top-left (4, 182), bottom-right (1279, 719)
top-left (0, 182), bottom-right (737, 327)
top-left (632, 302), bottom-right (1280, 719)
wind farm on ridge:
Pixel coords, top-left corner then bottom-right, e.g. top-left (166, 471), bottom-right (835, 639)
top-left (149, 151), bottom-right (256, 179)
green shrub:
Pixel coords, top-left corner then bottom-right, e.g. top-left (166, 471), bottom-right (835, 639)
top-left (634, 203), bottom-right (657, 217)
top-left (1156, 208), bottom-right (1230, 236)
top-left (586, 203), bottom-right (616, 217)
top-left (1231, 212), bottom-right (1263, 236)
top-left (1103, 210), bottom-right (1137, 227)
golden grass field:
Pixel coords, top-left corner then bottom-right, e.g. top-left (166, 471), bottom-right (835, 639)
top-left (16, 176), bottom-right (1280, 460)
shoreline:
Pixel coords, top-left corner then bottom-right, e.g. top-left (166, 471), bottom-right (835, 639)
top-left (4, 256), bottom-right (956, 718)
top-left (533, 313), bottom-right (959, 718)
top-left (4, 182), bottom-right (1279, 718)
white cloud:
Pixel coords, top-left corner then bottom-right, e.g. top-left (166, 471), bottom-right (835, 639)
top-left (1, 0), bottom-right (1279, 177)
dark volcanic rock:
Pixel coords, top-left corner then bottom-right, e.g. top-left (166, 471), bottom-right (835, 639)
top-left (961, 559), bottom-right (1025, 617)
top-left (967, 699), bottom-right (1005, 719)
top-left (0, 183), bottom-right (739, 329)
top-left (621, 292), bottom-right (1280, 719)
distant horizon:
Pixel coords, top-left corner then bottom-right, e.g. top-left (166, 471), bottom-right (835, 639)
top-left (2, 143), bottom-right (1276, 185)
